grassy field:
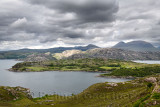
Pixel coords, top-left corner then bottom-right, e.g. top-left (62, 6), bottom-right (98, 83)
top-left (11, 58), bottom-right (157, 72)
top-left (1, 75), bottom-right (160, 107)
top-left (11, 58), bottom-right (160, 78)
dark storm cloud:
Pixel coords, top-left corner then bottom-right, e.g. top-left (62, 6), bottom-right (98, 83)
top-left (126, 14), bottom-right (155, 21)
top-left (0, 0), bottom-right (160, 50)
top-left (0, 0), bottom-right (119, 49)
top-left (63, 32), bottom-right (84, 39)
top-left (26, 0), bottom-right (119, 23)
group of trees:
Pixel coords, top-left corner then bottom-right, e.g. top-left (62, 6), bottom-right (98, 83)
top-left (107, 66), bottom-right (160, 77)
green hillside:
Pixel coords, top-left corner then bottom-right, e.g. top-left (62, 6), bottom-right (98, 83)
top-left (1, 75), bottom-right (160, 106)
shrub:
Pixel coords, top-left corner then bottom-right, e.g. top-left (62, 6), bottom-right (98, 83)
top-left (152, 93), bottom-right (160, 99)
top-left (147, 83), bottom-right (153, 88)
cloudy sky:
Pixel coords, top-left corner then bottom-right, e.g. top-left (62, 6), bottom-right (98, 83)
top-left (0, 0), bottom-right (160, 50)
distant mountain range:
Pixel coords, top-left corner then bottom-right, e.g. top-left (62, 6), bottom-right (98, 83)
top-left (0, 44), bottom-right (99, 59)
top-left (12, 44), bottom-right (99, 53)
top-left (1, 41), bottom-right (160, 60)
top-left (53, 41), bottom-right (160, 60)
top-left (113, 41), bottom-right (159, 52)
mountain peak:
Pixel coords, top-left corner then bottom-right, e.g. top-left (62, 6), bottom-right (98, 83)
top-left (128, 40), bottom-right (151, 44)
top-left (87, 44), bottom-right (99, 48)
top-left (127, 41), bottom-right (154, 48)
top-left (113, 40), bottom-right (158, 52)
top-left (114, 41), bottom-right (125, 47)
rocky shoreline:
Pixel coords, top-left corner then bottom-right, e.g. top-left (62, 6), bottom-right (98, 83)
top-left (98, 75), bottom-right (136, 79)
top-left (9, 67), bottom-right (136, 79)
top-left (8, 68), bottom-right (109, 73)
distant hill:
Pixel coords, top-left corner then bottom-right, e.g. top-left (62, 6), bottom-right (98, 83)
top-left (74, 44), bottom-right (99, 51)
top-left (0, 44), bottom-right (99, 59)
top-left (13, 44), bottom-right (99, 53)
top-left (67, 48), bottom-right (160, 60)
top-left (113, 41), bottom-right (159, 52)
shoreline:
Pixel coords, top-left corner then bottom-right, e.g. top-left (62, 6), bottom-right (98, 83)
top-left (8, 68), bottom-right (110, 73)
top-left (98, 75), bottom-right (136, 79)
top-left (9, 68), bottom-right (136, 79)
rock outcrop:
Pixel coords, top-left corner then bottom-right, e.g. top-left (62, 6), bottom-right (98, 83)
top-left (68, 48), bottom-right (160, 60)
top-left (53, 50), bottom-right (83, 59)
top-left (0, 86), bottom-right (32, 101)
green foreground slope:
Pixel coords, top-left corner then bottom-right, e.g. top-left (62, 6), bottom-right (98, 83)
top-left (0, 76), bottom-right (160, 107)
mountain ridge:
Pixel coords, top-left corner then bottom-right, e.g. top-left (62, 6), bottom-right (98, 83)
top-left (1, 44), bottom-right (99, 53)
top-left (66, 48), bottom-right (160, 60)
top-left (113, 40), bottom-right (159, 52)
top-left (0, 44), bottom-right (99, 59)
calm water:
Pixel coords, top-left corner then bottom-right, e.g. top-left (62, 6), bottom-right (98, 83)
top-left (133, 60), bottom-right (160, 64)
top-left (0, 60), bottom-right (131, 97)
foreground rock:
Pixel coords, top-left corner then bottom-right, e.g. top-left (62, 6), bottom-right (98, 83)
top-left (145, 77), bottom-right (157, 83)
top-left (0, 86), bottom-right (32, 101)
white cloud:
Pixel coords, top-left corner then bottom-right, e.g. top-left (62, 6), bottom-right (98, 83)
top-left (10, 17), bottom-right (27, 28)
